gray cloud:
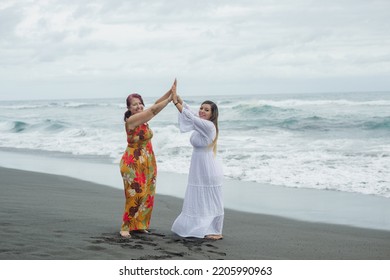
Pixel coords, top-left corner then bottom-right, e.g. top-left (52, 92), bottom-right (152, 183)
top-left (1, 0), bottom-right (390, 100)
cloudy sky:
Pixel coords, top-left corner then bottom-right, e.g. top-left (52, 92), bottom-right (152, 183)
top-left (1, 0), bottom-right (389, 100)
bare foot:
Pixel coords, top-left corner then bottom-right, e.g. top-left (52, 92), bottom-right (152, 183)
top-left (120, 231), bottom-right (131, 238)
top-left (204, 234), bottom-right (223, 240)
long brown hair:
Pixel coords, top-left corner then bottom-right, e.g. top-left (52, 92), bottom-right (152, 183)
top-left (202, 100), bottom-right (219, 155)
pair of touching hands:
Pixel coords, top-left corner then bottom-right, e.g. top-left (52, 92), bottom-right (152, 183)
top-left (170, 79), bottom-right (182, 104)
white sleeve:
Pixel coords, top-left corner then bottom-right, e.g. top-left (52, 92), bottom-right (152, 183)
top-left (178, 103), bottom-right (194, 132)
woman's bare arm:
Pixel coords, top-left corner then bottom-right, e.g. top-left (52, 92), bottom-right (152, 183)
top-left (126, 96), bottom-right (172, 130)
top-left (125, 80), bottom-right (175, 130)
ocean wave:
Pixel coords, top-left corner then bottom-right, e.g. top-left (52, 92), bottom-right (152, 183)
top-left (1, 94), bottom-right (390, 198)
top-left (225, 101), bottom-right (390, 132)
top-left (220, 99), bottom-right (390, 122)
top-left (0, 104), bottom-right (52, 110)
top-left (1, 119), bottom-right (70, 133)
top-left (12, 121), bottom-right (29, 132)
top-left (62, 102), bottom-right (113, 108)
top-left (0, 101), bottom-right (122, 110)
top-left (362, 117), bottom-right (390, 130)
top-left (41, 119), bottom-right (68, 131)
top-left (231, 103), bottom-right (294, 115)
top-left (247, 99), bottom-right (390, 108)
top-left (275, 116), bottom-right (342, 131)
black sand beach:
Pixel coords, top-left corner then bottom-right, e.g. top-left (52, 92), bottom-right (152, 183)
top-left (1, 166), bottom-right (390, 260)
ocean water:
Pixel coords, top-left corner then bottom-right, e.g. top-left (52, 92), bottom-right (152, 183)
top-left (1, 92), bottom-right (389, 198)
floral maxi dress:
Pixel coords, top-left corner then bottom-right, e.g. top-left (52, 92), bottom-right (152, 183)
top-left (120, 123), bottom-right (157, 232)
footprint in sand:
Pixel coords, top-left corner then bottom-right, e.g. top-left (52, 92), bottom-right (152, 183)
top-left (90, 231), bottom-right (227, 259)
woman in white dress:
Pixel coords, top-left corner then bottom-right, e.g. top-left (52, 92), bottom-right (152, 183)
top-left (171, 82), bottom-right (224, 240)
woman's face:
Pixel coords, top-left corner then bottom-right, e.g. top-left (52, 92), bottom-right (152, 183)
top-left (199, 103), bottom-right (212, 120)
top-left (128, 97), bottom-right (144, 115)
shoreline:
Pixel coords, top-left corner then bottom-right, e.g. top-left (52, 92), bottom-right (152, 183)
top-left (1, 166), bottom-right (390, 260)
top-left (0, 149), bottom-right (389, 232)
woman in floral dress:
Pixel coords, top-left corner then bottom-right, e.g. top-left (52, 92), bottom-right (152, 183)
top-left (119, 81), bottom-right (174, 238)
top-left (170, 81), bottom-right (224, 240)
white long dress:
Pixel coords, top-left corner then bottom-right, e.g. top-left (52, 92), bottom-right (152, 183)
top-left (171, 103), bottom-right (224, 238)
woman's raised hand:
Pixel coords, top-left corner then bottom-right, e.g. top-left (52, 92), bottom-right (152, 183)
top-left (171, 79), bottom-right (178, 101)
top-left (171, 79), bottom-right (183, 112)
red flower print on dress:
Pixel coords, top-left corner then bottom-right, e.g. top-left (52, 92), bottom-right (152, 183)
top-left (123, 212), bottom-right (131, 222)
top-left (146, 142), bottom-right (153, 154)
top-left (134, 171), bottom-right (146, 185)
top-left (122, 152), bottom-right (135, 166)
top-left (146, 195), bottom-right (154, 208)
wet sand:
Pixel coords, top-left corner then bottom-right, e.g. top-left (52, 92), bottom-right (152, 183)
top-left (1, 166), bottom-right (390, 260)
